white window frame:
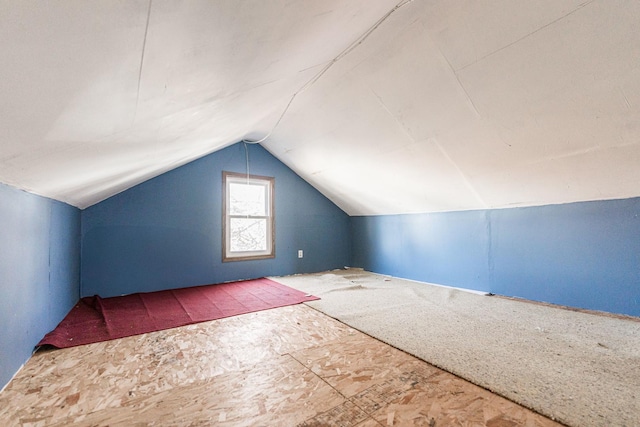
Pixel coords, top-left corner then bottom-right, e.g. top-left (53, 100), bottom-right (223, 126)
top-left (222, 171), bottom-right (275, 262)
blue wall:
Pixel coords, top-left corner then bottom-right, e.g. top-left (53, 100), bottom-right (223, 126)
top-left (0, 182), bottom-right (80, 390)
top-left (352, 197), bottom-right (640, 317)
top-left (81, 143), bottom-right (351, 297)
top-left (4, 140), bottom-right (639, 390)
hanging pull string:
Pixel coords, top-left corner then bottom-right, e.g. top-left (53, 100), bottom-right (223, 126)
top-left (242, 0), bottom-right (415, 145)
top-left (244, 141), bottom-right (251, 220)
top-left (244, 141), bottom-right (250, 185)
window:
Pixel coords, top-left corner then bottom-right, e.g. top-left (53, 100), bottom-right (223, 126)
top-left (223, 171), bottom-right (275, 262)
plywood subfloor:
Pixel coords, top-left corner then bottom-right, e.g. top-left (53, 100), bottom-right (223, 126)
top-left (274, 270), bottom-right (640, 427)
top-left (0, 304), bottom-right (563, 426)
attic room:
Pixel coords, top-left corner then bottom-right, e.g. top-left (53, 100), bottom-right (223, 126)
top-left (1, 1), bottom-right (639, 426)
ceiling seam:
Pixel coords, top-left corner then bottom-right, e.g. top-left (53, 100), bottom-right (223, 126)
top-left (620, 86), bottom-right (633, 110)
top-left (243, 0), bottom-right (416, 145)
top-left (133, 0), bottom-right (153, 126)
top-left (455, 0), bottom-right (598, 73)
top-left (432, 138), bottom-right (488, 208)
top-left (299, 0), bottom-right (416, 92)
top-left (369, 87), bottom-right (416, 145)
top-left (436, 45), bottom-right (481, 118)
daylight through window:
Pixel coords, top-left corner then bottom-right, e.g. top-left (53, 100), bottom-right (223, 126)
top-left (223, 171), bottom-right (274, 261)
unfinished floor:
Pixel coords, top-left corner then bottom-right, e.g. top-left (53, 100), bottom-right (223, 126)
top-left (0, 304), bottom-right (560, 426)
top-left (274, 270), bottom-right (640, 427)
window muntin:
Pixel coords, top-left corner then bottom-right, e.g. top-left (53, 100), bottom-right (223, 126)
top-left (223, 171), bottom-right (274, 261)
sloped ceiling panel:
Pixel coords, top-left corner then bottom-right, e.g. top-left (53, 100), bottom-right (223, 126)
top-left (0, 0), bottom-right (399, 208)
top-left (266, 0), bottom-right (640, 214)
top-left (1, 0), bottom-right (640, 215)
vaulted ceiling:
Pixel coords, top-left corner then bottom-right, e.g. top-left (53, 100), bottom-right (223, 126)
top-left (2, 0), bottom-right (639, 215)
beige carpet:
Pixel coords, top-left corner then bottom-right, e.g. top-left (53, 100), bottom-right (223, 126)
top-left (273, 269), bottom-right (640, 427)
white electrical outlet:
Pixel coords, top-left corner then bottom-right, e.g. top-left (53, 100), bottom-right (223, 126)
top-left (298, 250), bottom-right (303, 258)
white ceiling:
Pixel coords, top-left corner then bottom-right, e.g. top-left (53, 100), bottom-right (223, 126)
top-left (2, 0), bottom-right (640, 214)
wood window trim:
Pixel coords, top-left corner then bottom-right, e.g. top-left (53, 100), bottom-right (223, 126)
top-left (222, 171), bottom-right (275, 262)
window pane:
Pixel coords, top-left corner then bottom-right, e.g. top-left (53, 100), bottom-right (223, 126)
top-left (223, 171), bottom-right (274, 261)
top-left (229, 182), bottom-right (266, 216)
top-left (230, 218), bottom-right (267, 252)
